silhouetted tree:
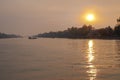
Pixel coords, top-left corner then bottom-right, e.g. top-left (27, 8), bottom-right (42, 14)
top-left (0, 32), bottom-right (21, 38)
top-left (36, 18), bottom-right (120, 39)
top-left (97, 26), bottom-right (113, 38)
top-left (114, 24), bottom-right (120, 36)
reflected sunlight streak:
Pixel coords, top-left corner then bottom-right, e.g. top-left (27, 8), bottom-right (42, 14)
top-left (87, 40), bottom-right (97, 80)
top-left (88, 40), bottom-right (94, 63)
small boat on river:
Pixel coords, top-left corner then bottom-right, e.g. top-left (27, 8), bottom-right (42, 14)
top-left (28, 36), bottom-right (37, 39)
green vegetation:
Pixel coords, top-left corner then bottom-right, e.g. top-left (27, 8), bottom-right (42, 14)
top-left (36, 18), bottom-right (120, 39)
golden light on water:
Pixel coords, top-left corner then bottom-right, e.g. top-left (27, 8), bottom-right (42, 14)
top-left (87, 40), bottom-right (97, 80)
top-left (88, 40), bottom-right (94, 62)
top-left (88, 40), bottom-right (93, 48)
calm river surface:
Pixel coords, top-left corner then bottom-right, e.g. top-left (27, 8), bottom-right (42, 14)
top-left (0, 38), bottom-right (120, 80)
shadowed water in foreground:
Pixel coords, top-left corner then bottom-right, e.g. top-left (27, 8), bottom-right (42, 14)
top-left (0, 38), bottom-right (120, 80)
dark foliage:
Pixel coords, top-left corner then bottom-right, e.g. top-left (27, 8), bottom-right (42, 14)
top-left (114, 25), bottom-right (120, 37)
top-left (36, 18), bottom-right (120, 39)
top-left (0, 32), bottom-right (21, 39)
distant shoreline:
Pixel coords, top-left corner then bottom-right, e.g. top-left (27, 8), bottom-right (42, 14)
top-left (36, 24), bottom-right (120, 40)
top-left (37, 37), bottom-right (120, 40)
top-left (0, 32), bottom-right (22, 39)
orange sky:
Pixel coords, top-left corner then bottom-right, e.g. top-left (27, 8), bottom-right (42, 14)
top-left (0, 0), bottom-right (120, 35)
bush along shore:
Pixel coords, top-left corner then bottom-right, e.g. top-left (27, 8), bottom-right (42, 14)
top-left (36, 18), bottom-right (120, 39)
top-left (0, 32), bottom-right (21, 39)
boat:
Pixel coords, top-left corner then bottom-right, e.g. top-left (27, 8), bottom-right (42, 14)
top-left (28, 36), bottom-right (37, 39)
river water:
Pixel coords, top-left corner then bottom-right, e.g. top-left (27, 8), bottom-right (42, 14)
top-left (0, 38), bottom-right (120, 80)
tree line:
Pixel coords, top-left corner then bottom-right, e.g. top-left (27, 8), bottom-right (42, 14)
top-left (36, 18), bottom-right (120, 39)
top-left (0, 32), bottom-right (21, 39)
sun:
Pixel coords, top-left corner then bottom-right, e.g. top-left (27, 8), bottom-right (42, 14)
top-left (86, 14), bottom-right (95, 22)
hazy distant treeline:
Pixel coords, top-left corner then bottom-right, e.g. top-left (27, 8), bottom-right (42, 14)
top-left (36, 23), bottom-right (120, 39)
top-left (0, 32), bottom-right (21, 39)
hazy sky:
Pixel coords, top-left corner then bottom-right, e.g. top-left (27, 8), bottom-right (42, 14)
top-left (0, 0), bottom-right (120, 35)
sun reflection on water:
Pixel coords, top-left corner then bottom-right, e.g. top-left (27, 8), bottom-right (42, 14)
top-left (88, 40), bottom-right (94, 63)
top-left (87, 40), bottom-right (97, 80)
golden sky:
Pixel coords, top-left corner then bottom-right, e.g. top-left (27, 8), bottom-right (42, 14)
top-left (0, 0), bottom-right (120, 35)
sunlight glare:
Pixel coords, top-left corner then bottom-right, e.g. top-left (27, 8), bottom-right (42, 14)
top-left (87, 40), bottom-right (97, 80)
top-left (86, 14), bottom-right (95, 22)
top-left (88, 40), bottom-right (94, 62)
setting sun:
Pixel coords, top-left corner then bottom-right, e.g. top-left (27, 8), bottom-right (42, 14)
top-left (86, 14), bottom-right (95, 22)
